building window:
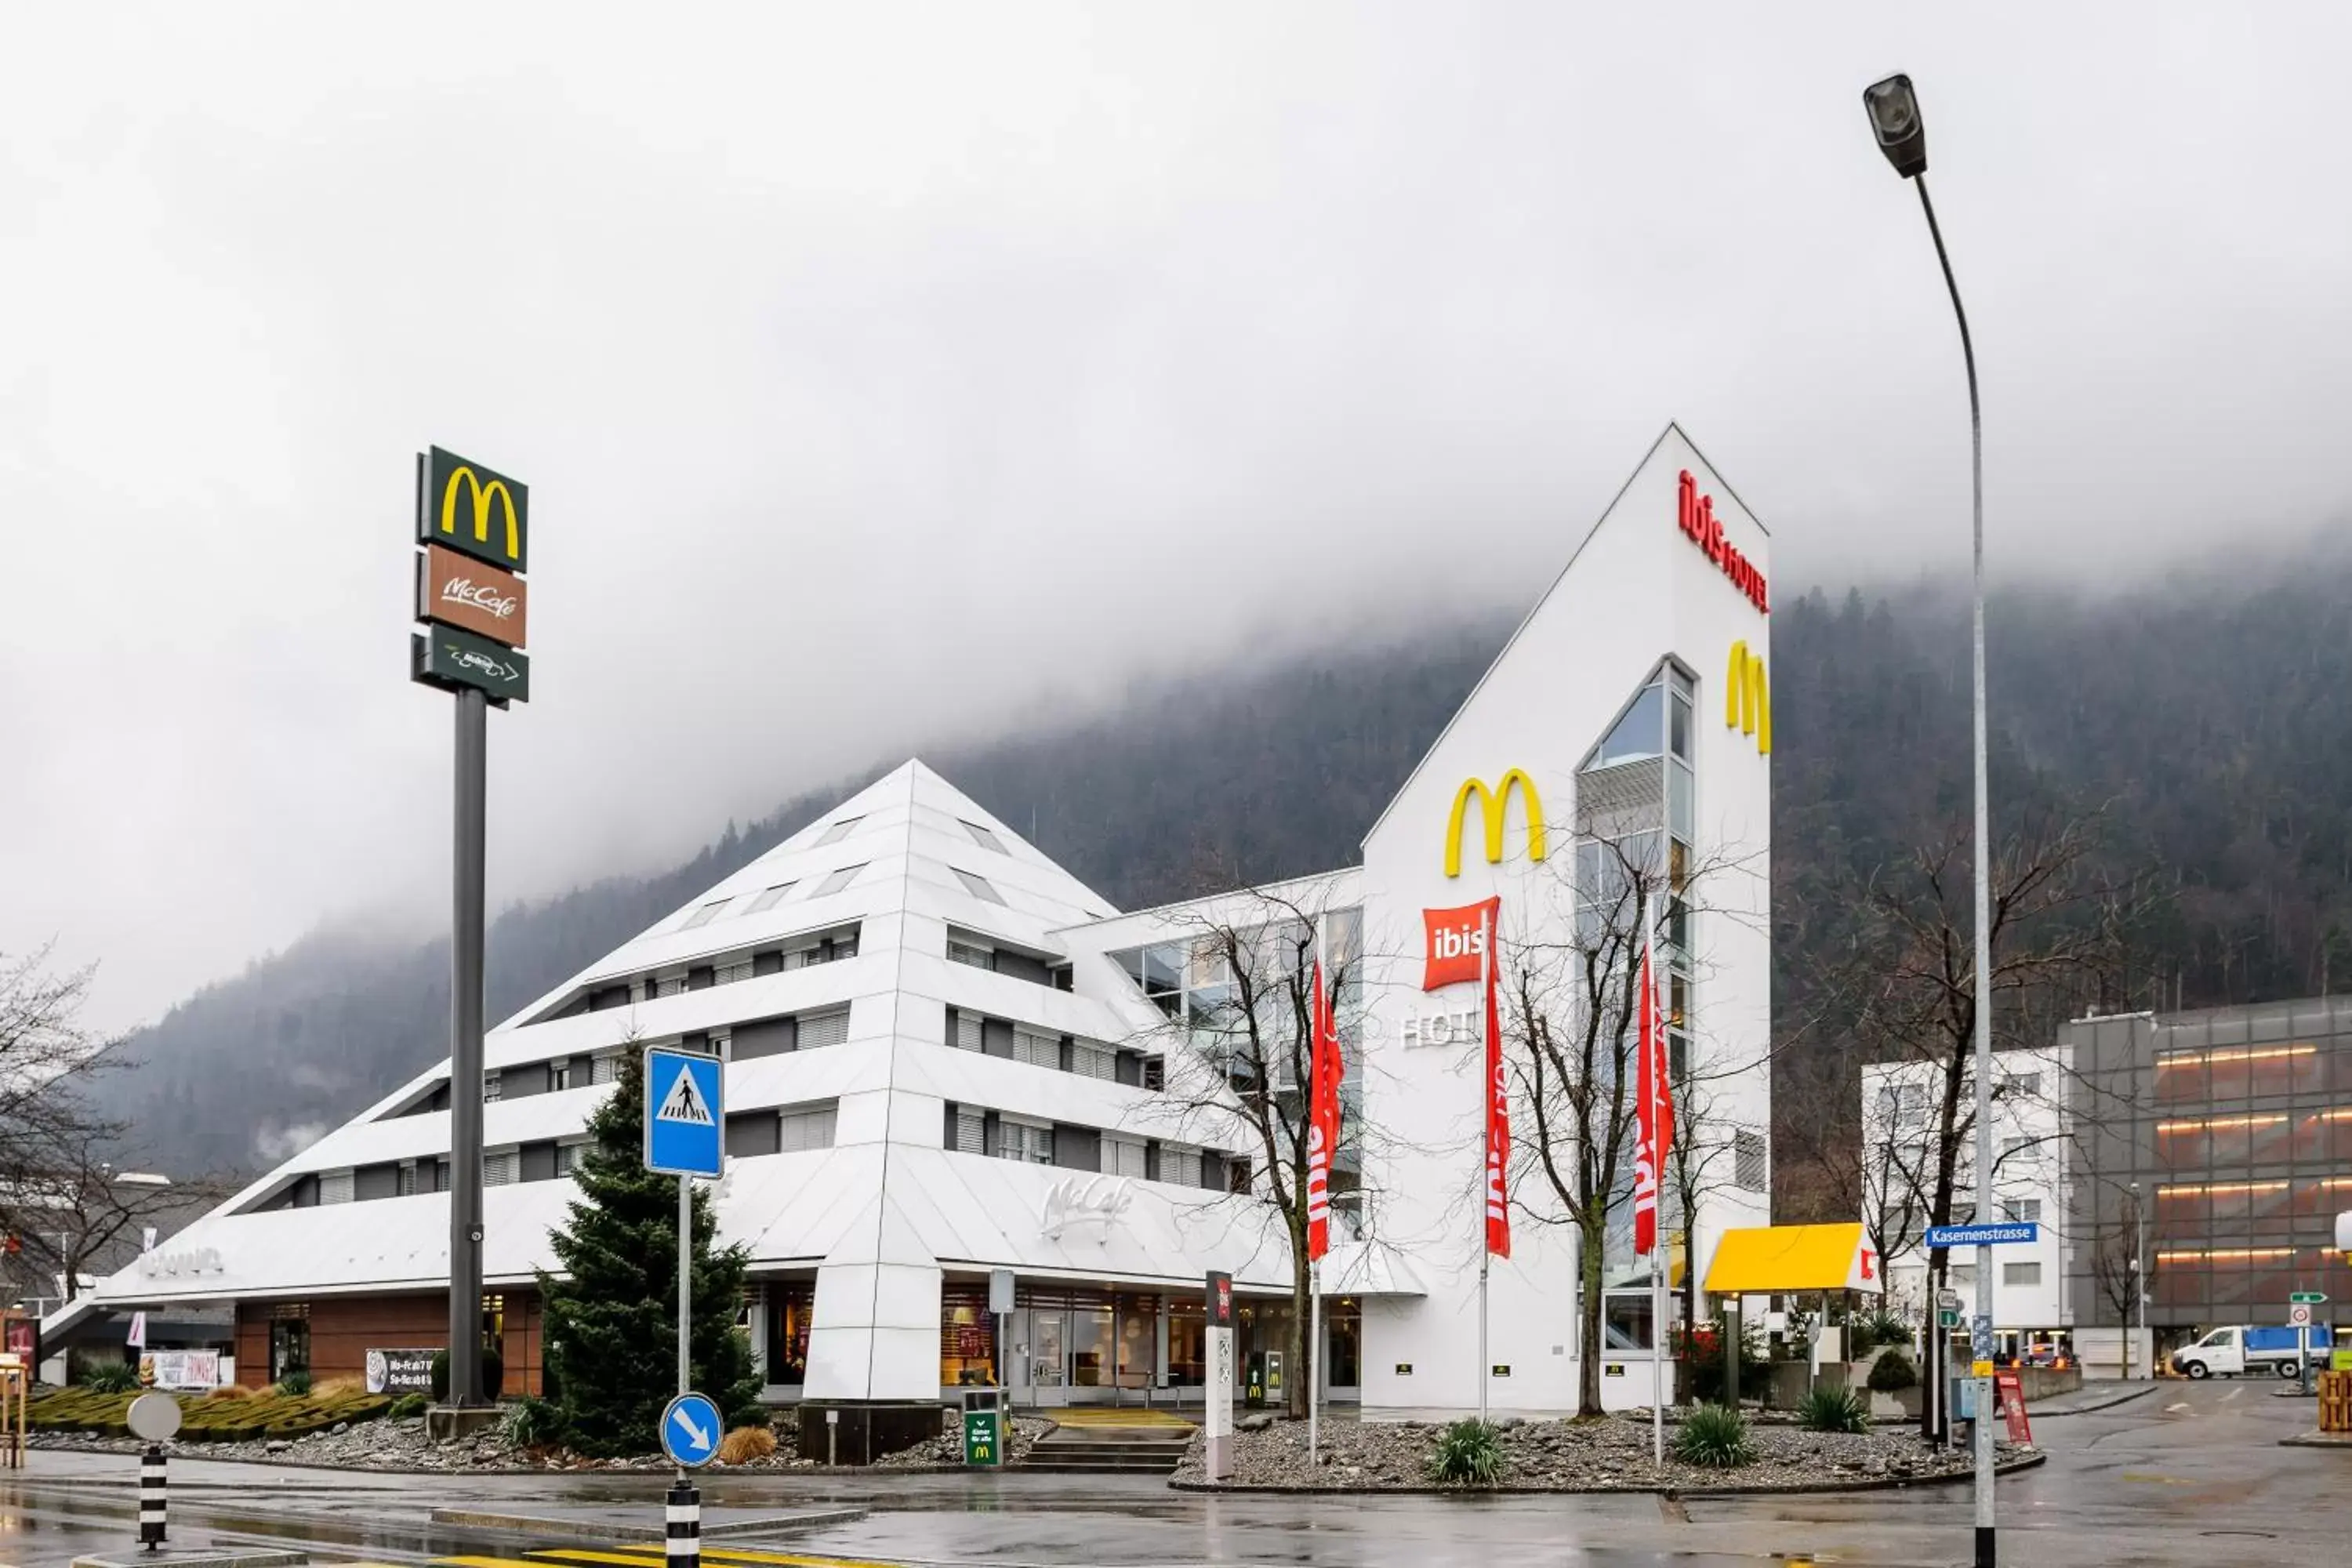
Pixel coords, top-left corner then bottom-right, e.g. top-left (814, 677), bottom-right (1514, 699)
top-left (1604, 1290), bottom-right (1654, 1351)
top-left (2000, 1137), bottom-right (2033, 1163)
top-left (397, 1162), bottom-right (419, 1196)
top-left (1012, 1029), bottom-right (1060, 1070)
top-left (948, 940), bottom-right (996, 971)
top-left (1734, 1130), bottom-right (1768, 1192)
top-left (814, 863), bottom-right (866, 897)
top-left (683, 898), bottom-right (730, 930)
top-left (484, 1151), bottom-right (517, 1186)
top-left (2002, 1072), bottom-right (2042, 1098)
top-left (953, 868), bottom-right (1008, 906)
top-left (999, 1119), bottom-right (1054, 1165)
top-left (1162, 1146), bottom-right (1203, 1188)
top-left (592, 1053), bottom-right (620, 1086)
top-left (950, 1010), bottom-right (984, 1051)
top-left (483, 1073), bottom-right (503, 1103)
top-left (748, 882), bottom-right (796, 913)
top-left (952, 1107), bottom-right (986, 1154)
top-left (550, 1058), bottom-right (572, 1092)
top-left (1104, 1137), bottom-right (1147, 1179)
top-left (779, 1104), bottom-right (838, 1151)
top-left (2002, 1261), bottom-right (2042, 1287)
top-left (2001, 1198), bottom-right (2042, 1224)
top-left (961, 819), bottom-right (1007, 853)
top-left (797, 1007), bottom-right (851, 1051)
top-left (1071, 1041), bottom-right (1117, 1080)
top-left (815, 816), bottom-right (862, 847)
top-left (556, 1142), bottom-right (585, 1176)
top-left (318, 1171), bottom-right (354, 1206)
top-left (764, 1282), bottom-right (815, 1385)
top-left (1588, 682), bottom-right (1665, 770)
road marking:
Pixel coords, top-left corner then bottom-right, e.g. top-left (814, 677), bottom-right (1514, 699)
top-left (2120, 1472), bottom-right (2195, 1486)
top-left (517, 1548), bottom-right (900, 1568)
top-left (2221, 1386), bottom-right (2242, 1403)
top-left (2164, 1401), bottom-right (2192, 1413)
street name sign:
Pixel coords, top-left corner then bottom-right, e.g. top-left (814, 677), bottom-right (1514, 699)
top-left (660, 1392), bottom-right (721, 1468)
top-left (644, 1047), bottom-right (724, 1178)
top-left (1925, 1221), bottom-right (2038, 1248)
top-left (2291, 1290), bottom-right (2327, 1305)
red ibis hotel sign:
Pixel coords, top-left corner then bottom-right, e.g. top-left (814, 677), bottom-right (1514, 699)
top-left (1678, 470), bottom-right (1768, 614)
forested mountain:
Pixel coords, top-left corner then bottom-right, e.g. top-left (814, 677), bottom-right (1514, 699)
top-left (89, 558), bottom-right (2352, 1181)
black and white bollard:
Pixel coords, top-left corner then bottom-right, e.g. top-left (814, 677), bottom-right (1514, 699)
top-left (139, 1443), bottom-right (168, 1550)
top-left (665, 1479), bottom-right (699, 1568)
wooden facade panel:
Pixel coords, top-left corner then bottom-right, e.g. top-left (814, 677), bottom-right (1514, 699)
top-left (232, 1291), bottom-right (543, 1396)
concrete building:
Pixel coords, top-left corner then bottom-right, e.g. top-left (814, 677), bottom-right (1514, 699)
top-left (67, 425), bottom-right (1777, 1438)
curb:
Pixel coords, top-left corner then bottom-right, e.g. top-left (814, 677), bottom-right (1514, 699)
top-left (1167, 1448), bottom-right (2047, 1496)
top-left (2028, 1385), bottom-right (2158, 1417)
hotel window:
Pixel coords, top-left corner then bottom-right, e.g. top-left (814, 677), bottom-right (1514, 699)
top-left (1071, 1041), bottom-right (1117, 1081)
top-left (683, 898), bottom-right (730, 930)
top-left (779, 1103), bottom-right (838, 1152)
top-left (814, 863), bottom-right (866, 897)
top-left (1104, 1136), bottom-right (1148, 1179)
top-left (953, 868), bottom-right (1008, 906)
top-left (999, 1118), bottom-right (1054, 1165)
top-left (962, 819), bottom-right (1007, 853)
top-left (318, 1170), bottom-right (354, 1206)
top-left (797, 1007), bottom-right (851, 1051)
top-left (747, 881), bottom-right (796, 913)
top-left (815, 816), bottom-right (862, 847)
top-left (2002, 1198), bottom-right (2042, 1224)
top-left (948, 940), bottom-right (996, 971)
top-left (1162, 1145), bottom-right (1203, 1188)
top-left (484, 1151), bottom-right (517, 1186)
top-left (1734, 1130), bottom-right (1768, 1192)
top-left (1013, 1029), bottom-right (1061, 1070)
top-left (2002, 1261), bottom-right (2042, 1287)
top-left (949, 1009), bottom-right (984, 1052)
top-left (952, 1106), bottom-right (986, 1154)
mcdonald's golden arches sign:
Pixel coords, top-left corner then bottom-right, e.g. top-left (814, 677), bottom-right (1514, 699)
top-left (417, 446), bottom-right (528, 574)
top-left (1726, 641), bottom-right (1769, 754)
top-left (1444, 770), bottom-right (1546, 877)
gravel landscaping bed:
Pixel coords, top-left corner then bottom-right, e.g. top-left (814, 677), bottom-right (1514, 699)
top-left (1171, 1414), bottom-right (2033, 1493)
top-left (33, 1410), bottom-right (1053, 1475)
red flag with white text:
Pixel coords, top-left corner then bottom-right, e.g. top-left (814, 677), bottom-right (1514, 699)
top-left (1483, 902), bottom-right (1511, 1258)
top-left (1306, 960), bottom-right (1345, 1261)
top-left (1633, 912), bottom-right (1675, 1257)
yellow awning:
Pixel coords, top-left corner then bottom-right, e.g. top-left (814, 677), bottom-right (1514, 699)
top-left (1702, 1222), bottom-right (1883, 1295)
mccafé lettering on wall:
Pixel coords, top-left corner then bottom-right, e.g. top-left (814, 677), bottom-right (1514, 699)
top-left (1678, 470), bottom-right (1768, 614)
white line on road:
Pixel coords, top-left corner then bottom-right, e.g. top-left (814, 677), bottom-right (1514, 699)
top-left (2165, 1401), bottom-right (2192, 1413)
top-left (2221, 1386), bottom-right (2241, 1402)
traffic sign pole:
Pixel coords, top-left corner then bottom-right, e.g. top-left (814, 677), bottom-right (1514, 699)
top-left (677, 1171), bottom-right (691, 1478)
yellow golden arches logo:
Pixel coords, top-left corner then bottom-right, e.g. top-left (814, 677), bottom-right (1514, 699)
top-left (1444, 770), bottom-right (1547, 877)
top-left (1726, 641), bottom-right (1770, 754)
top-left (441, 466), bottom-right (522, 565)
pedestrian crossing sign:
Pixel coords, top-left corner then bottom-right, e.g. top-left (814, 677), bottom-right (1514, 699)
top-left (643, 1047), bottom-right (724, 1178)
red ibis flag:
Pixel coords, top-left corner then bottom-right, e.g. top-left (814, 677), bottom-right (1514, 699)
top-left (1305, 960), bottom-right (1345, 1261)
top-left (1633, 912), bottom-right (1675, 1257)
top-left (1483, 902), bottom-right (1511, 1258)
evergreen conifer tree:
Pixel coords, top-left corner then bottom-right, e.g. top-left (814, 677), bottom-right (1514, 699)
top-left (539, 1051), bottom-right (764, 1455)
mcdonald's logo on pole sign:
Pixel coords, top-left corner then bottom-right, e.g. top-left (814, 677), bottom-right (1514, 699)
top-left (410, 446), bottom-right (531, 704)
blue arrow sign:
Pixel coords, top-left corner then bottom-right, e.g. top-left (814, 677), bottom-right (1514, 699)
top-left (1925, 1221), bottom-right (2039, 1248)
top-left (661, 1391), bottom-right (722, 1468)
top-left (644, 1047), bottom-right (724, 1178)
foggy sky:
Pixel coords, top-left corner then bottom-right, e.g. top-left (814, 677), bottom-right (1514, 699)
top-left (8, 4), bottom-right (2350, 1033)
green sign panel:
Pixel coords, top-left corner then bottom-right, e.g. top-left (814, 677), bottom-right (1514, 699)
top-left (962, 1409), bottom-right (1001, 1467)
top-left (2292, 1291), bottom-right (2328, 1305)
top-left (1939, 1308), bottom-right (1962, 1329)
top-left (417, 446), bottom-right (529, 574)
top-left (412, 623), bottom-right (530, 704)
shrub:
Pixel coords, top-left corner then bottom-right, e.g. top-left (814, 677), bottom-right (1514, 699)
top-left (503, 1395), bottom-right (566, 1450)
top-left (205, 1384), bottom-right (256, 1400)
top-left (1867, 1346), bottom-right (1919, 1393)
top-left (717, 1425), bottom-right (778, 1465)
top-left (1797, 1385), bottom-right (1871, 1434)
top-left (1861, 1310), bottom-right (1910, 1350)
top-left (1671, 1405), bottom-right (1756, 1468)
top-left (1686, 1313), bottom-right (1769, 1406)
top-left (77, 1358), bottom-right (140, 1393)
top-left (312, 1375), bottom-right (365, 1399)
top-left (389, 1393), bottom-right (430, 1419)
top-left (429, 1348), bottom-right (506, 1403)
top-left (1426, 1417), bottom-right (1504, 1486)
top-left (274, 1371), bottom-right (313, 1397)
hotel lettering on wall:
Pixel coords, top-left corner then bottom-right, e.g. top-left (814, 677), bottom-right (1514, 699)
top-left (1678, 469), bottom-right (1767, 613)
top-left (411, 446), bottom-right (532, 704)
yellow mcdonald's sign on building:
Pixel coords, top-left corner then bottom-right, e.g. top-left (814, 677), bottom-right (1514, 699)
top-left (1444, 769), bottom-right (1547, 877)
top-left (419, 446), bottom-right (529, 574)
top-left (1726, 641), bottom-right (1769, 754)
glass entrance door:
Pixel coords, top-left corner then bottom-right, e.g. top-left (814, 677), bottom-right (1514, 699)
top-left (1026, 1311), bottom-right (1066, 1403)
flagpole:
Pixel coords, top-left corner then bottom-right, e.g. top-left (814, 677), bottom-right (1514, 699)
top-left (1309, 1256), bottom-right (1322, 1464)
top-left (1646, 895), bottom-right (1664, 1467)
top-left (1477, 899), bottom-right (1493, 1428)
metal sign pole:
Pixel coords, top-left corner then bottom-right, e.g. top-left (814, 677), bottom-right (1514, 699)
top-left (447, 685), bottom-right (488, 1407)
top-left (678, 1172), bottom-right (692, 1476)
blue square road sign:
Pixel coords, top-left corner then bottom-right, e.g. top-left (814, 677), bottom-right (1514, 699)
top-left (644, 1047), bottom-right (724, 1178)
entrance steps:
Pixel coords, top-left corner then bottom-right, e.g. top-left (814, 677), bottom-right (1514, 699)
top-left (1021, 1408), bottom-right (1197, 1473)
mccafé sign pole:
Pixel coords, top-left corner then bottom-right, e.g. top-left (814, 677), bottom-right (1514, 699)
top-left (408, 446), bottom-right (531, 1410)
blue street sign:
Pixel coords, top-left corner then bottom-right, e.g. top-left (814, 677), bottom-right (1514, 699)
top-left (661, 1392), bottom-right (722, 1468)
top-left (1925, 1221), bottom-right (2039, 1248)
top-left (644, 1047), bottom-right (724, 1178)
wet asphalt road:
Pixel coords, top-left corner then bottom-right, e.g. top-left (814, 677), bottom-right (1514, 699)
top-left (2, 1380), bottom-right (2344, 1567)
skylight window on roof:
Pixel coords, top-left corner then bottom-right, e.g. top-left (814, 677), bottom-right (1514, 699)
top-left (953, 868), bottom-right (1008, 906)
top-left (815, 816), bottom-right (863, 847)
top-left (961, 819), bottom-right (1007, 853)
top-left (814, 863), bottom-right (868, 897)
top-left (747, 882), bottom-right (797, 913)
top-left (681, 898), bottom-right (730, 930)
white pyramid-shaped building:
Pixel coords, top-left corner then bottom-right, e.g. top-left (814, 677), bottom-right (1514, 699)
top-left (89, 425), bottom-right (1777, 1435)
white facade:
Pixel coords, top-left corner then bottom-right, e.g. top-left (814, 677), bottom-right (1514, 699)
top-left (1862, 1046), bottom-right (2075, 1347)
top-left (82, 424), bottom-right (1776, 1417)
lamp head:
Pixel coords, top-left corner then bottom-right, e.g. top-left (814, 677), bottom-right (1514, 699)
top-left (1864, 74), bottom-right (1929, 179)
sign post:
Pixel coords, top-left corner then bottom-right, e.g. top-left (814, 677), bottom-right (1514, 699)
top-left (1204, 1272), bottom-right (1234, 1482)
top-left (647, 1047), bottom-right (724, 1547)
top-left (126, 1392), bottom-right (180, 1550)
top-left (2290, 1295), bottom-right (2323, 1394)
top-left (410, 446), bottom-right (530, 1413)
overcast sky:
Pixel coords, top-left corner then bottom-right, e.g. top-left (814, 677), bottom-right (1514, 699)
top-left (7, 4), bottom-right (2349, 1033)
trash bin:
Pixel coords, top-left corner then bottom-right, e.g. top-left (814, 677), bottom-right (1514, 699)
top-left (961, 1388), bottom-right (1004, 1467)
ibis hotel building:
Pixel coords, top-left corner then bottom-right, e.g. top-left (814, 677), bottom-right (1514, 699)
top-left (77, 426), bottom-right (1775, 1442)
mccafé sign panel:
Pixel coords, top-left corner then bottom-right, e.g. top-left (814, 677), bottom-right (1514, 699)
top-left (1678, 470), bottom-right (1767, 614)
top-left (419, 446), bottom-right (529, 573)
top-left (416, 543), bottom-right (528, 646)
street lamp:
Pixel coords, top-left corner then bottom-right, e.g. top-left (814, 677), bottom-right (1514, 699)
top-left (1864, 71), bottom-right (1993, 1568)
